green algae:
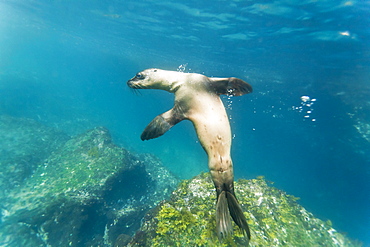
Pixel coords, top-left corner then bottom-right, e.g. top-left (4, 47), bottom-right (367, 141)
top-left (128, 174), bottom-right (361, 247)
top-left (87, 146), bottom-right (101, 158)
top-left (129, 173), bottom-right (248, 247)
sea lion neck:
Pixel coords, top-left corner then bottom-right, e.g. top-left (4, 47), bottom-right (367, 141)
top-left (168, 79), bottom-right (183, 93)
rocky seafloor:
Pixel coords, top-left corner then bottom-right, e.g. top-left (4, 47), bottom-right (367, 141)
top-left (0, 116), bottom-right (361, 246)
top-left (127, 173), bottom-right (360, 247)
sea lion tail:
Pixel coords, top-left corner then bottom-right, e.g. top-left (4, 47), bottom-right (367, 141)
top-left (226, 191), bottom-right (251, 242)
top-left (216, 191), bottom-right (233, 239)
top-left (216, 190), bottom-right (251, 244)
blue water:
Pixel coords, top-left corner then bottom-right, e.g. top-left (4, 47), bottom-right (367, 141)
top-left (1, 0), bottom-right (369, 245)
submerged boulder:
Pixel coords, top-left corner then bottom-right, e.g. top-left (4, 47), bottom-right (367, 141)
top-left (128, 173), bottom-right (360, 247)
top-left (0, 115), bottom-right (69, 196)
top-left (1, 126), bottom-right (178, 247)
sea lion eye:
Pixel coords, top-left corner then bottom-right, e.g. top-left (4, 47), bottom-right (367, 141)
top-left (135, 73), bottom-right (144, 79)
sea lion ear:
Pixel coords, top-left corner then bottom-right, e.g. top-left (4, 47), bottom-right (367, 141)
top-left (209, 77), bottom-right (253, 96)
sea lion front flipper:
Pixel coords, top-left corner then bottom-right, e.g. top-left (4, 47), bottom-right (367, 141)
top-left (141, 105), bottom-right (185, 141)
top-left (209, 77), bottom-right (253, 96)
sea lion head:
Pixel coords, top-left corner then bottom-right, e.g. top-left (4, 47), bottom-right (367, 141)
top-left (127, 68), bottom-right (253, 96)
top-left (127, 68), bottom-right (179, 91)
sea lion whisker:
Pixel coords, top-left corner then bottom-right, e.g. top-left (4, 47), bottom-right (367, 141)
top-left (131, 87), bottom-right (142, 95)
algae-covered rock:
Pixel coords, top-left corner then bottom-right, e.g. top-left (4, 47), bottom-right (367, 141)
top-left (0, 115), bottom-right (69, 196)
top-left (0, 119), bottom-right (360, 246)
top-left (1, 127), bottom-right (178, 247)
top-left (128, 173), bottom-right (360, 247)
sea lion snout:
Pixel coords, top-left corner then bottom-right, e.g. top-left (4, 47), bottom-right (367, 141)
top-left (127, 79), bottom-right (137, 88)
top-left (127, 73), bottom-right (145, 88)
top-left (127, 69), bottom-right (166, 90)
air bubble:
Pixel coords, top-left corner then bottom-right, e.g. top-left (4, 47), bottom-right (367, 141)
top-left (293, 95), bottom-right (317, 122)
top-left (300, 96), bottom-right (310, 102)
top-left (177, 63), bottom-right (188, 72)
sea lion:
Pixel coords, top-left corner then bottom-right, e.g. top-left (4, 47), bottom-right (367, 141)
top-left (127, 68), bottom-right (252, 243)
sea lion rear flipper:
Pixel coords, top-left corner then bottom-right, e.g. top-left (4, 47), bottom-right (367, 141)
top-left (209, 77), bottom-right (253, 96)
top-left (226, 191), bottom-right (251, 243)
top-left (141, 106), bottom-right (184, 141)
top-left (216, 191), bottom-right (233, 239)
top-left (216, 190), bottom-right (251, 244)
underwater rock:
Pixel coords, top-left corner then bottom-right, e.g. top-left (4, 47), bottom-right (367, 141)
top-left (0, 115), bottom-right (69, 197)
top-left (1, 127), bottom-right (178, 247)
top-left (127, 173), bottom-right (360, 247)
